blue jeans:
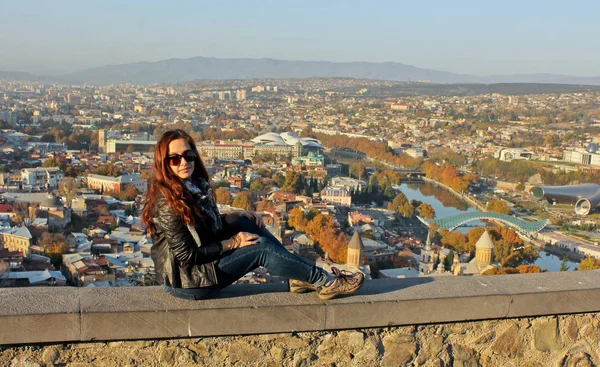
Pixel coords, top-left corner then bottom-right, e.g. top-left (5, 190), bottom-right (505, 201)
top-left (163, 216), bottom-right (326, 300)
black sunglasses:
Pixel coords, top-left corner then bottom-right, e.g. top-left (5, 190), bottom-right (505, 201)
top-left (165, 150), bottom-right (198, 166)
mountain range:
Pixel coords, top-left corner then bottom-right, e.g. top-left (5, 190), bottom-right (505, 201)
top-left (2, 57), bottom-right (600, 86)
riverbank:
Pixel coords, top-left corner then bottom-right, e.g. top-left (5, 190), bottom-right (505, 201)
top-left (421, 176), bottom-right (487, 211)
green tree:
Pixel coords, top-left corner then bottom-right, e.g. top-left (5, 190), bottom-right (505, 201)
top-left (444, 250), bottom-right (455, 271)
top-left (281, 171), bottom-right (306, 194)
top-left (215, 180), bottom-right (231, 188)
top-left (42, 157), bottom-right (65, 170)
top-left (249, 179), bottom-right (265, 192)
top-left (559, 256), bottom-right (570, 271)
top-left (232, 191), bottom-right (254, 211)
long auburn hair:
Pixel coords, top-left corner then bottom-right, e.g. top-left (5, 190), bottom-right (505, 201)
top-left (141, 129), bottom-right (210, 233)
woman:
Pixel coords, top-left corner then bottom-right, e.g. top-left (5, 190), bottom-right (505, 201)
top-left (141, 129), bottom-right (364, 300)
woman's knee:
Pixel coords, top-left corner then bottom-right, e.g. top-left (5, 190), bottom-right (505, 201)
top-left (231, 216), bottom-right (260, 232)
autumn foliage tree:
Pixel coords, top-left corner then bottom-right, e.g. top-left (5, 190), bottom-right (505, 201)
top-left (417, 203), bottom-right (436, 219)
top-left (39, 233), bottom-right (70, 268)
top-left (387, 192), bottom-right (414, 218)
top-left (287, 209), bottom-right (347, 263)
top-left (577, 256), bottom-right (600, 270)
top-left (421, 161), bottom-right (474, 192)
top-left (215, 187), bottom-right (233, 205)
top-left (315, 133), bottom-right (422, 169)
top-left (487, 199), bottom-right (512, 215)
top-left (232, 191), bottom-right (254, 211)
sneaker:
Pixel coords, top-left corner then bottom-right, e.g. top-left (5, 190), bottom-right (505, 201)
top-left (289, 279), bottom-right (318, 293)
top-left (318, 267), bottom-right (364, 300)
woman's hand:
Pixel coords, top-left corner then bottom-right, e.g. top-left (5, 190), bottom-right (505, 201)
top-left (221, 232), bottom-right (260, 252)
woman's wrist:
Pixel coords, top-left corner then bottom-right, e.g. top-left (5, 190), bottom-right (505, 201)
top-left (220, 239), bottom-right (232, 253)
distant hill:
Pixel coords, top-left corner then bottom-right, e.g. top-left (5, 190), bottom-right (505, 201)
top-left (0, 70), bottom-right (56, 82)
top-left (61, 57), bottom-right (600, 86)
top-left (2, 56), bottom-right (600, 86)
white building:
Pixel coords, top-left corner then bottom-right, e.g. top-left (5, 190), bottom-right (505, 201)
top-left (21, 167), bottom-right (64, 189)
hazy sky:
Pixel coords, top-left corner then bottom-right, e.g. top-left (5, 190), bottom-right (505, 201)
top-left (1, 0), bottom-right (598, 76)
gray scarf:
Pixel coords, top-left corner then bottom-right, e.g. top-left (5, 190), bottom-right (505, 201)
top-left (185, 178), bottom-right (222, 234)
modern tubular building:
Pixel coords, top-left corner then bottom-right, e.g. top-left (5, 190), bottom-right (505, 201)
top-left (531, 183), bottom-right (600, 216)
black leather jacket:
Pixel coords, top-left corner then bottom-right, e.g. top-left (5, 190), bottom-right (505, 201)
top-left (150, 195), bottom-right (224, 288)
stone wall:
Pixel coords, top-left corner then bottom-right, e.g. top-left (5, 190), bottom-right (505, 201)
top-left (2, 313), bottom-right (599, 367)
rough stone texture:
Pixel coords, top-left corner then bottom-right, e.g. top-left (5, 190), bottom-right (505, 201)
top-left (0, 313), bottom-right (599, 366)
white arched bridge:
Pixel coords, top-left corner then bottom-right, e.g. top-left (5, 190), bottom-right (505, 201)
top-left (418, 211), bottom-right (549, 234)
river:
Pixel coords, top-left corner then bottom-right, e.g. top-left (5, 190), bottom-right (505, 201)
top-left (399, 183), bottom-right (579, 271)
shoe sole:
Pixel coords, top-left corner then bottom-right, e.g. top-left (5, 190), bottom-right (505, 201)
top-left (318, 276), bottom-right (365, 300)
top-left (290, 286), bottom-right (316, 293)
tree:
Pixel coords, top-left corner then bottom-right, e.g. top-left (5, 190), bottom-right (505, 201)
top-left (349, 162), bottom-right (367, 180)
top-left (388, 192), bottom-right (408, 212)
top-left (257, 168), bottom-right (271, 178)
top-left (515, 183), bottom-right (525, 192)
top-left (399, 203), bottom-right (415, 218)
top-left (559, 256), bottom-right (570, 271)
top-left (40, 233), bottom-right (69, 268)
top-left (577, 256), bottom-right (600, 270)
top-left (281, 171), bottom-right (306, 194)
top-left (215, 187), bottom-right (233, 205)
top-left (417, 203), bottom-right (436, 219)
top-left (42, 157), bottom-right (65, 170)
top-left (0, 259), bottom-right (8, 277)
top-left (232, 191), bottom-right (254, 211)
top-left (59, 177), bottom-right (79, 208)
top-left (288, 207), bottom-right (308, 231)
top-left (256, 198), bottom-right (275, 212)
top-left (119, 185), bottom-right (139, 201)
top-left (487, 199), bottom-right (512, 215)
top-left (249, 179), bottom-right (265, 192)
top-left (215, 180), bottom-right (230, 188)
top-left (444, 250), bottom-right (454, 271)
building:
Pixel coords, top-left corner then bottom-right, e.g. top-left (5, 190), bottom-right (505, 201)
top-left (419, 233), bottom-right (435, 274)
top-left (531, 183), bottom-right (600, 216)
top-left (563, 146), bottom-right (600, 167)
top-left (494, 148), bottom-right (533, 162)
top-left (105, 139), bottom-right (156, 153)
top-left (329, 176), bottom-right (366, 192)
top-left (26, 142), bottom-right (67, 154)
top-left (461, 230), bottom-right (496, 275)
top-left (292, 153), bottom-right (325, 167)
top-left (36, 193), bottom-right (71, 229)
top-left (0, 226), bottom-right (33, 256)
top-left (21, 167), bottom-right (64, 189)
top-left (347, 231), bottom-right (364, 267)
top-left (404, 148), bottom-right (427, 159)
top-left (320, 187), bottom-right (352, 207)
top-left (86, 174), bottom-right (147, 194)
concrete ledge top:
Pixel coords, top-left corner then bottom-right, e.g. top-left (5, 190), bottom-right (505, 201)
top-left (1, 270), bottom-right (600, 345)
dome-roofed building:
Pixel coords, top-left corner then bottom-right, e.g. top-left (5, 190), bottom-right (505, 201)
top-left (39, 193), bottom-right (63, 211)
top-left (461, 230), bottom-right (497, 275)
top-left (474, 230), bottom-right (494, 266)
top-left (347, 231), bottom-right (364, 267)
top-left (252, 132), bottom-right (323, 153)
top-left (35, 193), bottom-right (71, 230)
